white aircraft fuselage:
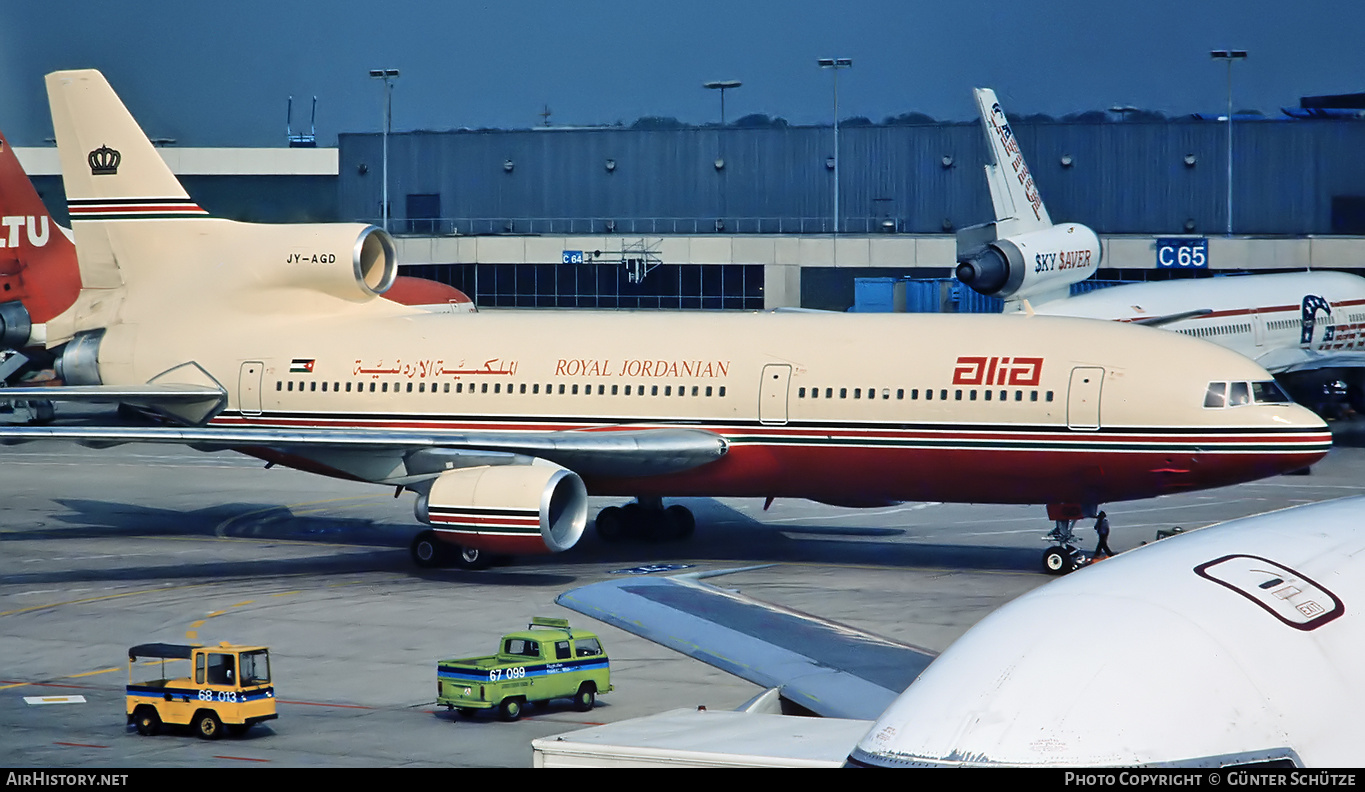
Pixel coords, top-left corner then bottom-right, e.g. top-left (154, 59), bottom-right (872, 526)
top-left (5, 71), bottom-right (1329, 561)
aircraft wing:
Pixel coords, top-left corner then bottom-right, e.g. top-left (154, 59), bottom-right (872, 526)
top-left (1126, 308), bottom-right (1214, 327)
top-left (556, 572), bottom-right (936, 720)
top-left (0, 422), bottom-right (727, 480)
top-left (1254, 348), bottom-right (1365, 376)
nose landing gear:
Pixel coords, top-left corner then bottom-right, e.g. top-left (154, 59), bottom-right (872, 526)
top-left (1042, 503), bottom-right (1096, 575)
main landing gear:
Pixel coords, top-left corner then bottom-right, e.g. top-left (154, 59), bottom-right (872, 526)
top-left (595, 498), bottom-right (695, 542)
top-left (410, 529), bottom-right (495, 570)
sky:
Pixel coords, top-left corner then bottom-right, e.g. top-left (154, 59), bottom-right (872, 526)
top-left (3, 1), bottom-right (1363, 147)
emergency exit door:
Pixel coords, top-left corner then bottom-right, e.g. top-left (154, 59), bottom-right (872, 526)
top-left (1067, 366), bottom-right (1104, 430)
top-left (759, 364), bottom-right (792, 425)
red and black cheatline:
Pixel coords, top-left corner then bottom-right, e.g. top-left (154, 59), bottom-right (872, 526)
top-left (68, 197), bottom-right (209, 221)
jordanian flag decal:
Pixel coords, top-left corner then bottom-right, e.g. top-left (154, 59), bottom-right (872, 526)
top-left (290, 359), bottom-right (315, 373)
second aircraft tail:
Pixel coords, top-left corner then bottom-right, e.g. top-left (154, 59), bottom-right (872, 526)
top-left (973, 88), bottom-right (1052, 233)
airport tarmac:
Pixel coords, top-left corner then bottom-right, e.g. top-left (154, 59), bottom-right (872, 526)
top-left (3, 435), bottom-right (1364, 767)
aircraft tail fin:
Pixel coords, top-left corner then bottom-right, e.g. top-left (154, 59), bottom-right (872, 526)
top-left (0, 130), bottom-right (81, 334)
top-left (973, 88), bottom-right (1051, 231)
top-left (45, 70), bottom-right (201, 214)
top-left (43, 70), bottom-right (214, 344)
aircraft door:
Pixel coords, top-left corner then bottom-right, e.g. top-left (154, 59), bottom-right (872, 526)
top-left (1067, 367), bottom-right (1104, 431)
top-left (239, 361), bottom-right (263, 417)
top-left (759, 364), bottom-right (792, 425)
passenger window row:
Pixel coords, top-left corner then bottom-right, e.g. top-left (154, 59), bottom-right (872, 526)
top-left (796, 386), bottom-right (1054, 403)
top-left (274, 380), bottom-right (727, 398)
top-left (1183, 322), bottom-right (1253, 339)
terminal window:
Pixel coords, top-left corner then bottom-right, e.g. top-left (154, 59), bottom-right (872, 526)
top-left (408, 262), bottom-right (765, 310)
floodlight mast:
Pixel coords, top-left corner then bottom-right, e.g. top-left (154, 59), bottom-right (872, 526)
top-left (369, 68), bottom-right (400, 232)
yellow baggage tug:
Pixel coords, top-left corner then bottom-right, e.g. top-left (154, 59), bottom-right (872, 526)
top-left (126, 642), bottom-right (276, 739)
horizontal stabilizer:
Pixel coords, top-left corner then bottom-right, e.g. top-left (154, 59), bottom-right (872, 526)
top-left (0, 384), bottom-right (226, 425)
top-left (557, 572), bottom-right (935, 720)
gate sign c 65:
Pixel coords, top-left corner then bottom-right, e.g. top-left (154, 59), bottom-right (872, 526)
top-left (1156, 238), bottom-right (1208, 269)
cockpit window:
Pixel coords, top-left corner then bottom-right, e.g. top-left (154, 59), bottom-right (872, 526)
top-left (1252, 380), bottom-right (1292, 404)
top-left (1205, 380), bottom-right (1295, 408)
top-left (1204, 382), bottom-right (1227, 408)
top-left (1228, 381), bottom-right (1251, 406)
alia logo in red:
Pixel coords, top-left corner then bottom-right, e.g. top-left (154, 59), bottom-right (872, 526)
top-left (952, 356), bottom-right (1043, 387)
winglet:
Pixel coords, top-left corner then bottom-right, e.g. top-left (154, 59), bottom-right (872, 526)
top-left (973, 88), bottom-right (1051, 231)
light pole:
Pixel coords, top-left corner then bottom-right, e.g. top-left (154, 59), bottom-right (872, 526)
top-left (704, 81), bottom-right (741, 228)
top-left (1109, 105), bottom-right (1138, 121)
top-left (703, 80), bottom-right (741, 127)
top-left (818, 58), bottom-right (852, 238)
top-left (369, 68), bottom-right (400, 232)
top-left (1210, 50), bottom-right (1247, 237)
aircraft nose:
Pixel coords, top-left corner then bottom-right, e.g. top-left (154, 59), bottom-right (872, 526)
top-left (1271, 403), bottom-right (1332, 468)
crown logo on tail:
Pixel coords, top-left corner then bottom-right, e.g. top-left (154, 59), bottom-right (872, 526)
top-left (88, 144), bottom-right (121, 175)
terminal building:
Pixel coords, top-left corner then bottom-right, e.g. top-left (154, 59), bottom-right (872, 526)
top-left (20, 113), bottom-right (1365, 311)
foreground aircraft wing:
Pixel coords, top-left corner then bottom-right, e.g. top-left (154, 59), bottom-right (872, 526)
top-left (0, 423), bottom-right (726, 481)
top-left (1254, 347), bottom-right (1365, 376)
top-left (556, 572), bottom-right (935, 720)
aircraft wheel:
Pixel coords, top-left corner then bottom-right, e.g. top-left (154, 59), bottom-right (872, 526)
top-left (194, 710), bottom-right (223, 740)
top-left (663, 505), bottom-right (695, 540)
top-left (133, 707), bottom-right (160, 736)
top-left (498, 697), bottom-right (524, 722)
top-left (596, 506), bottom-right (625, 542)
top-left (29, 400), bottom-right (55, 425)
top-left (573, 683), bottom-right (597, 712)
top-left (453, 545), bottom-right (490, 571)
top-left (1042, 546), bottom-right (1073, 575)
top-left (411, 530), bottom-right (445, 568)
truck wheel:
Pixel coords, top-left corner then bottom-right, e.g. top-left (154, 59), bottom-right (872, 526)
top-left (194, 710), bottom-right (223, 740)
top-left (133, 707), bottom-right (160, 736)
top-left (498, 697), bottom-right (524, 722)
top-left (573, 683), bottom-right (596, 712)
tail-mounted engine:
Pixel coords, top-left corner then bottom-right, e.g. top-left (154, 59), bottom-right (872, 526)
top-left (955, 222), bottom-right (1101, 304)
top-left (415, 464), bottom-right (588, 555)
top-left (54, 329), bottom-right (104, 385)
top-left (0, 301), bottom-right (32, 349)
top-left (260, 224), bottom-right (397, 302)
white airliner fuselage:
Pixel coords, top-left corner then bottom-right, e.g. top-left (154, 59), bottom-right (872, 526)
top-left (0, 71), bottom-right (1329, 567)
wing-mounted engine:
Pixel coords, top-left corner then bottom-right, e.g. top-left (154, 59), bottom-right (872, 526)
top-left (415, 464), bottom-right (588, 555)
top-left (259, 223), bottom-right (397, 301)
top-left (955, 221), bottom-right (1101, 306)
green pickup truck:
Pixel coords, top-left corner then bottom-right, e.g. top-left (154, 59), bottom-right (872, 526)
top-left (437, 617), bottom-right (612, 721)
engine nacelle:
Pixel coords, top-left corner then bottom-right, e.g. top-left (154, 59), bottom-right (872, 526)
top-left (256, 224), bottom-right (398, 301)
top-left (955, 223), bottom-right (1100, 303)
top-left (54, 329), bottom-right (104, 385)
top-left (415, 465), bottom-right (588, 555)
top-left (0, 301), bottom-right (32, 349)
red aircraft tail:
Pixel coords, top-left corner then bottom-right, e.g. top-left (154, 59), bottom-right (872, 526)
top-left (0, 131), bottom-right (80, 347)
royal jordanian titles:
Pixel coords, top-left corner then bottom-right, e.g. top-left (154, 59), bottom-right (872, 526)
top-left (955, 87), bottom-right (1365, 414)
top-left (0, 71), bottom-right (1331, 572)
